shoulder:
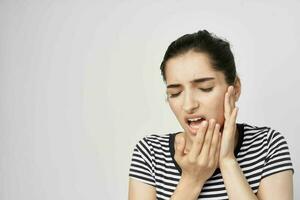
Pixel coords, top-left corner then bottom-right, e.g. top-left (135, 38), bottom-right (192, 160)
top-left (133, 133), bottom-right (173, 154)
top-left (241, 122), bottom-right (294, 177)
top-left (136, 133), bottom-right (171, 144)
top-left (242, 123), bottom-right (286, 145)
top-left (243, 123), bottom-right (271, 135)
top-left (240, 122), bottom-right (293, 159)
top-left (129, 133), bottom-right (172, 187)
top-left (143, 133), bottom-right (171, 144)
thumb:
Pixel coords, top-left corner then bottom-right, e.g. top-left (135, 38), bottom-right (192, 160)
top-left (175, 135), bottom-right (185, 159)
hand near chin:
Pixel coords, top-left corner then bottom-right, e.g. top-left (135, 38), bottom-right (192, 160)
top-left (174, 119), bottom-right (221, 184)
top-left (219, 85), bottom-right (239, 165)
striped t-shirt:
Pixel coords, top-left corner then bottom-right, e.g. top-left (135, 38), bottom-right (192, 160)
top-left (129, 123), bottom-right (294, 200)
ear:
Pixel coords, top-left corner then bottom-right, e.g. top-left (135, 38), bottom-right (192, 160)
top-left (233, 76), bottom-right (241, 102)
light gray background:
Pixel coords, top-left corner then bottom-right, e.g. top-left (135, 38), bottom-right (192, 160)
top-left (0, 0), bottom-right (299, 199)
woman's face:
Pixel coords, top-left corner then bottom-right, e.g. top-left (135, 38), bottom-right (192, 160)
top-left (165, 51), bottom-right (232, 140)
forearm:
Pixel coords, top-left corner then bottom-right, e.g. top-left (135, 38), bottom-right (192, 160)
top-left (170, 176), bottom-right (204, 200)
top-left (220, 159), bottom-right (258, 200)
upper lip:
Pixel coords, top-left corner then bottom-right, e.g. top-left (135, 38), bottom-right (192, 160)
top-left (184, 114), bottom-right (206, 123)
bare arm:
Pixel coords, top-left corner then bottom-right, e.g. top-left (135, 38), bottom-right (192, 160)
top-left (220, 159), bottom-right (258, 200)
top-left (128, 176), bottom-right (204, 200)
top-left (220, 160), bottom-right (294, 200)
top-left (128, 178), bottom-right (156, 200)
top-left (257, 170), bottom-right (293, 200)
top-left (170, 175), bottom-right (204, 200)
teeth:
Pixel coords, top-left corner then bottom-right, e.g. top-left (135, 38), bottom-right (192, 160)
top-left (188, 117), bottom-right (202, 122)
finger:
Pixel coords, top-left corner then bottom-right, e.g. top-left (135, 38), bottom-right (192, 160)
top-left (224, 86), bottom-right (236, 129)
top-left (174, 135), bottom-right (186, 160)
top-left (224, 86), bottom-right (231, 120)
top-left (208, 123), bottom-right (220, 159)
top-left (230, 86), bottom-right (236, 110)
top-left (229, 107), bottom-right (239, 125)
top-left (215, 132), bottom-right (221, 166)
top-left (189, 120), bottom-right (208, 158)
top-left (199, 119), bottom-right (216, 158)
top-left (225, 107), bottom-right (239, 137)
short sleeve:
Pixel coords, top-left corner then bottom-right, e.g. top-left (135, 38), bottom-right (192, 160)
top-left (261, 130), bottom-right (294, 179)
top-left (129, 136), bottom-right (156, 186)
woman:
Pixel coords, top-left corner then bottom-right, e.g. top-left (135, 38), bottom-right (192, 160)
top-left (128, 30), bottom-right (294, 200)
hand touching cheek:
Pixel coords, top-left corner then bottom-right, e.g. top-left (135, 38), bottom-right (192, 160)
top-left (219, 85), bottom-right (239, 165)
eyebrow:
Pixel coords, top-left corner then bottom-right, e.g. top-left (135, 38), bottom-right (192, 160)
top-left (166, 77), bottom-right (215, 89)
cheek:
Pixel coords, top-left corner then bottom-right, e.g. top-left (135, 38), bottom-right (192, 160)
top-left (208, 92), bottom-right (226, 123)
top-left (168, 101), bottom-right (181, 119)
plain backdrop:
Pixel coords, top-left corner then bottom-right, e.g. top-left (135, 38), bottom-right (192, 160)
top-left (0, 0), bottom-right (299, 199)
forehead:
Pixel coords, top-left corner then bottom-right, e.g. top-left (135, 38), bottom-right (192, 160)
top-left (165, 51), bottom-right (226, 84)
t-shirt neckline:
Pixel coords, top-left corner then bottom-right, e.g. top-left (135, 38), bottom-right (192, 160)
top-left (169, 123), bottom-right (244, 176)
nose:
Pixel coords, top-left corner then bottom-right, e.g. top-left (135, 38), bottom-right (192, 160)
top-left (182, 91), bottom-right (199, 113)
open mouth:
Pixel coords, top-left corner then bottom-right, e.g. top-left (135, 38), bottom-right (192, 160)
top-left (186, 117), bottom-right (206, 134)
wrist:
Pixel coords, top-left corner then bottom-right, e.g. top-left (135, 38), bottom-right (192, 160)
top-left (219, 157), bottom-right (237, 170)
top-left (173, 174), bottom-right (204, 199)
top-left (180, 173), bottom-right (205, 187)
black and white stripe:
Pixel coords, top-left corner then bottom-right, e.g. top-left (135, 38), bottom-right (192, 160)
top-left (129, 123), bottom-right (294, 200)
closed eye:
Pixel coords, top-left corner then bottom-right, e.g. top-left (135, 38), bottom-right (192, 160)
top-left (168, 92), bottom-right (181, 98)
top-left (168, 88), bottom-right (213, 98)
top-left (200, 87), bottom-right (213, 92)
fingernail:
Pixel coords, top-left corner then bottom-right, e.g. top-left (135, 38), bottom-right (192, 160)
top-left (202, 120), bottom-right (208, 126)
